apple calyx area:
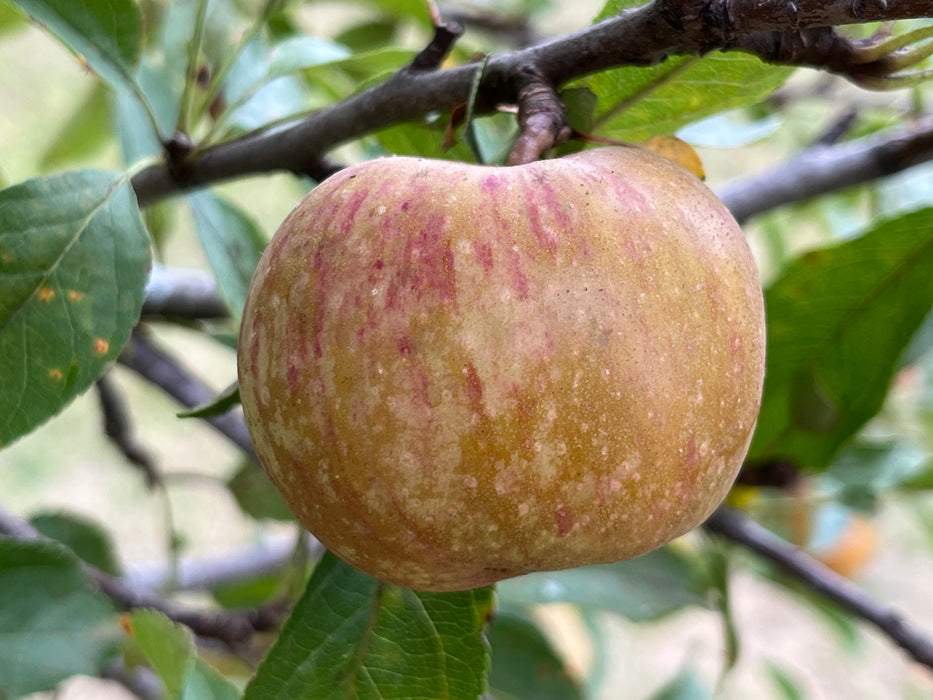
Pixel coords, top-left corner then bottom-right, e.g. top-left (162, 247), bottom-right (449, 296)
top-left (238, 146), bottom-right (766, 591)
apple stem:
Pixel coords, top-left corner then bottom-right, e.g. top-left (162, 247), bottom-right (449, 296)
top-left (507, 66), bottom-right (573, 165)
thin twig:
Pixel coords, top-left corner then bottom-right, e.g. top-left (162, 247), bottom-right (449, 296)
top-left (117, 330), bottom-right (257, 460)
top-left (813, 107), bottom-right (859, 146)
top-left (103, 661), bottom-right (163, 700)
top-left (705, 507), bottom-right (933, 670)
top-left (0, 503), bottom-right (281, 646)
top-left (96, 372), bottom-right (161, 487)
top-left (409, 19), bottom-right (464, 71)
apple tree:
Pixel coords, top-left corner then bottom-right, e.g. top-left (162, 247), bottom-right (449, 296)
top-left (2, 0), bottom-right (933, 698)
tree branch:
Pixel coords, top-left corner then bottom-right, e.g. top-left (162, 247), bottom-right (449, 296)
top-left (705, 507), bottom-right (933, 670)
top-left (142, 264), bottom-right (228, 320)
top-left (133, 109), bottom-right (933, 327)
top-left (126, 532), bottom-right (322, 592)
top-left (117, 330), bottom-right (256, 460)
top-left (0, 503), bottom-right (281, 646)
top-left (717, 114), bottom-right (933, 223)
top-left (687, 0), bottom-right (933, 32)
top-left (96, 371), bottom-right (161, 487)
top-left (409, 19), bottom-right (464, 71)
top-left (131, 0), bottom-right (933, 205)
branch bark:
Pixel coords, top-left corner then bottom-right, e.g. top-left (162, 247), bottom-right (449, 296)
top-left (117, 330), bottom-right (257, 460)
top-left (142, 264), bottom-right (229, 320)
top-left (135, 110), bottom-right (933, 319)
top-left (717, 114), bottom-right (933, 223)
top-left (97, 371), bottom-right (161, 487)
top-left (126, 533), bottom-right (322, 592)
top-left (0, 504), bottom-right (281, 646)
top-left (131, 0), bottom-right (933, 205)
top-left (705, 507), bottom-right (933, 670)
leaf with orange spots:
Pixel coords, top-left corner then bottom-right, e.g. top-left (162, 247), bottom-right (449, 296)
top-left (0, 170), bottom-right (150, 447)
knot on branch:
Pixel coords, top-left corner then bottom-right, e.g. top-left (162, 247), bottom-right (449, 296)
top-left (164, 131), bottom-right (196, 185)
top-left (507, 67), bottom-right (572, 166)
top-left (748, 24), bottom-right (933, 90)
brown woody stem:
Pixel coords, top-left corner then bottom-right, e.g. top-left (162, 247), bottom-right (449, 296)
top-left (507, 66), bottom-right (572, 165)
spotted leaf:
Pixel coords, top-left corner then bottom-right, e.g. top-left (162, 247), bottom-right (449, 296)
top-left (0, 170), bottom-right (150, 447)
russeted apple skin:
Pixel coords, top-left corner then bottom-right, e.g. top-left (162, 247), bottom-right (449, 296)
top-left (238, 146), bottom-right (766, 591)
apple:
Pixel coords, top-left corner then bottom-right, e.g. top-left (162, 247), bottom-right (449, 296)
top-left (237, 146), bottom-right (766, 591)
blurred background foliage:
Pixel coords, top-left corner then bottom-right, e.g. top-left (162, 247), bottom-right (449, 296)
top-left (1, 0), bottom-right (933, 698)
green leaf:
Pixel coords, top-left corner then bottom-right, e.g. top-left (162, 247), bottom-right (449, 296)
top-left (188, 190), bottom-right (266, 319)
top-left (376, 111), bottom-right (517, 165)
top-left (0, 3), bottom-right (27, 37)
top-left (177, 382), bottom-right (241, 419)
top-left (0, 170), bottom-right (151, 448)
top-left (766, 661), bottom-right (805, 700)
top-left (705, 541), bottom-right (739, 671)
top-left (463, 54), bottom-right (490, 162)
top-left (470, 113), bottom-right (519, 166)
top-left (129, 609), bottom-right (196, 699)
top-left (897, 458), bottom-right (933, 491)
top-left (354, 0), bottom-right (431, 25)
top-left (128, 609), bottom-right (241, 700)
top-left (113, 67), bottom-right (169, 163)
top-left (749, 209), bottom-right (933, 469)
top-left (0, 537), bottom-right (120, 697)
top-left (29, 510), bottom-right (122, 576)
top-left (182, 659), bottom-right (242, 700)
top-left (8, 0), bottom-right (142, 91)
top-left (825, 441), bottom-right (928, 506)
top-left (785, 582), bottom-right (861, 653)
top-left (213, 572), bottom-right (283, 609)
top-left (113, 1), bottom-right (194, 163)
top-left (40, 82), bottom-right (113, 171)
top-left (219, 36), bottom-right (313, 134)
top-left (593, 0), bottom-right (646, 18)
top-left (488, 612), bottom-right (584, 700)
top-left (560, 87), bottom-right (599, 136)
top-left (376, 119), bottom-right (476, 161)
top-left (245, 552), bottom-right (494, 700)
top-left (569, 51), bottom-right (792, 142)
top-left (266, 36), bottom-right (352, 81)
top-left (335, 19), bottom-right (398, 51)
top-left (227, 461), bottom-right (295, 522)
top-left (497, 547), bottom-right (709, 622)
top-left (649, 667), bottom-right (711, 700)
top-left (303, 47), bottom-right (413, 91)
